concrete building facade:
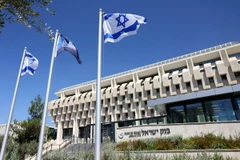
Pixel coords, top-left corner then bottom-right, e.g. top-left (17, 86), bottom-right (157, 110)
top-left (0, 124), bottom-right (6, 136)
top-left (48, 41), bottom-right (240, 143)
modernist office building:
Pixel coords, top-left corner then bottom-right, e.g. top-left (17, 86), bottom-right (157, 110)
top-left (48, 41), bottom-right (240, 143)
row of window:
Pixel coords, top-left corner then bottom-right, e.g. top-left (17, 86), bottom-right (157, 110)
top-left (168, 95), bottom-right (240, 123)
top-left (55, 72), bottom-right (240, 112)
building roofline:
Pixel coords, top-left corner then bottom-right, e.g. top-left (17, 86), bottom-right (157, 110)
top-left (57, 41), bottom-right (240, 93)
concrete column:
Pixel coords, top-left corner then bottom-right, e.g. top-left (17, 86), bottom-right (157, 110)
top-left (90, 125), bottom-right (93, 140)
top-left (73, 119), bottom-right (79, 137)
top-left (93, 125), bottom-right (96, 143)
top-left (135, 120), bottom-right (140, 126)
top-left (114, 123), bottom-right (119, 141)
top-left (72, 119), bottom-right (79, 144)
top-left (57, 121), bottom-right (63, 143)
top-left (163, 117), bottom-right (168, 124)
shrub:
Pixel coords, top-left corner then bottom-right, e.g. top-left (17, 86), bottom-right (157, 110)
top-left (116, 133), bottom-right (240, 151)
top-left (154, 139), bottom-right (173, 150)
top-left (102, 142), bottom-right (118, 160)
top-left (131, 140), bottom-right (147, 150)
top-left (116, 141), bottom-right (129, 151)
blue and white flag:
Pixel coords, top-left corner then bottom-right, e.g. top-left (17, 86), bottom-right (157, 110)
top-left (21, 52), bottom-right (39, 76)
top-left (103, 13), bottom-right (147, 43)
top-left (56, 34), bottom-right (82, 64)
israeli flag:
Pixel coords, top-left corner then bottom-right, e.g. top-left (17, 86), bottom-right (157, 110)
top-left (21, 52), bottom-right (39, 76)
top-left (103, 13), bottom-right (147, 43)
top-left (56, 34), bottom-right (82, 64)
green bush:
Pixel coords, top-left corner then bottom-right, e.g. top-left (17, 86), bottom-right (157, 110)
top-left (102, 142), bottom-right (118, 160)
top-left (116, 133), bottom-right (240, 151)
top-left (116, 141), bottom-right (129, 151)
top-left (45, 151), bottom-right (95, 160)
top-left (131, 140), bottom-right (147, 150)
top-left (154, 139), bottom-right (173, 150)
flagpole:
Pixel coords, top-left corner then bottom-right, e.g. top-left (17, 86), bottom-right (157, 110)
top-left (0, 47), bottom-right (27, 160)
top-left (95, 8), bottom-right (103, 160)
top-left (36, 30), bottom-right (59, 160)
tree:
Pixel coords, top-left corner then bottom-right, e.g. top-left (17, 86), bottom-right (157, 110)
top-left (10, 95), bottom-right (45, 158)
top-left (28, 94), bottom-right (44, 120)
top-left (13, 95), bottom-right (44, 143)
top-left (0, 0), bottom-right (55, 39)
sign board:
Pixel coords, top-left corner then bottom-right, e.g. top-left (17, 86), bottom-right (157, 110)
top-left (116, 122), bottom-right (240, 142)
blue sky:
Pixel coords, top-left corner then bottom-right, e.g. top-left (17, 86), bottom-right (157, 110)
top-left (0, 0), bottom-right (240, 125)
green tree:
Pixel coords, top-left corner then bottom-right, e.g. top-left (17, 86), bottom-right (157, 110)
top-left (0, 0), bottom-right (56, 39)
top-left (10, 95), bottom-right (45, 158)
top-left (28, 94), bottom-right (44, 120)
top-left (13, 95), bottom-right (44, 143)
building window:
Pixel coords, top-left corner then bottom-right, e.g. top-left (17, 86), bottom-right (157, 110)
top-left (138, 92), bottom-right (142, 97)
top-left (151, 109), bottom-right (154, 115)
top-left (144, 101), bottom-right (147, 105)
top-left (204, 99), bottom-right (236, 122)
top-left (102, 124), bottom-right (111, 138)
top-left (169, 105), bottom-right (185, 123)
top-left (221, 75), bottom-right (227, 80)
top-left (125, 113), bottom-right (128, 119)
top-left (117, 114), bottom-right (120, 120)
top-left (197, 80), bottom-right (202, 86)
top-left (176, 84), bottom-right (180, 90)
top-left (234, 72), bottom-right (240, 77)
top-left (229, 52), bottom-right (240, 59)
top-left (186, 103), bottom-right (206, 122)
top-left (79, 126), bottom-right (90, 139)
top-left (141, 110), bottom-right (145, 117)
top-left (195, 58), bottom-right (221, 67)
top-left (63, 128), bottom-right (73, 139)
top-left (157, 117), bottom-right (165, 124)
top-left (141, 119), bottom-right (148, 125)
top-left (166, 86), bottom-right (170, 92)
top-left (147, 91), bottom-right (151, 96)
top-left (118, 121), bottom-right (136, 127)
top-left (209, 77), bottom-right (214, 83)
top-left (130, 94), bottom-right (133, 99)
top-left (148, 117), bottom-right (157, 125)
top-left (156, 88), bottom-right (160, 94)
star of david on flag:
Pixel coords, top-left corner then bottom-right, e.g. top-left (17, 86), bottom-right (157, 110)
top-left (103, 13), bottom-right (147, 43)
top-left (21, 52), bottom-right (39, 76)
top-left (56, 34), bottom-right (82, 64)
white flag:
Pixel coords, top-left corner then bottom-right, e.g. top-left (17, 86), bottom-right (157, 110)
top-left (103, 13), bottom-right (147, 43)
top-left (21, 52), bottom-right (39, 76)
